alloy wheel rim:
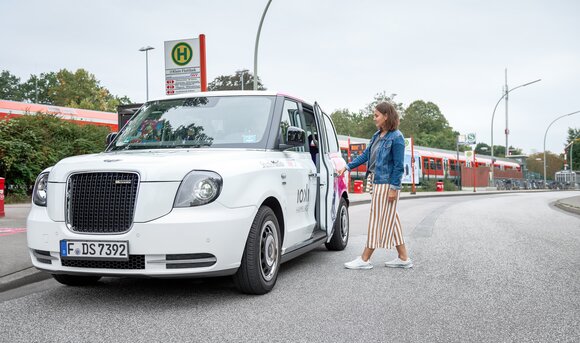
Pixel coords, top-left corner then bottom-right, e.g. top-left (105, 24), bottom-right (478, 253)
top-left (259, 220), bottom-right (278, 281)
top-left (340, 206), bottom-right (348, 242)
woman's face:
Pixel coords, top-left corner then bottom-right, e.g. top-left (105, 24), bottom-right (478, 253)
top-left (373, 110), bottom-right (387, 131)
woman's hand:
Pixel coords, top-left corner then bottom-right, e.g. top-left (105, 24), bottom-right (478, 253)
top-left (337, 166), bottom-right (347, 176)
top-left (388, 189), bottom-right (398, 203)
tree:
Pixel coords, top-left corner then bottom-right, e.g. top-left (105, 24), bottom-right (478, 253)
top-left (330, 92), bottom-right (404, 139)
top-left (493, 145), bottom-right (506, 157)
top-left (330, 108), bottom-right (356, 136)
top-left (399, 100), bottom-right (458, 150)
top-left (475, 142), bottom-right (491, 155)
top-left (0, 70), bottom-right (24, 100)
top-left (2, 69), bottom-right (131, 112)
top-left (208, 70), bottom-right (266, 91)
top-left (507, 146), bottom-right (523, 156)
top-left (526, 152), bottom-right (565, 180)
top-left (355, 91), bottom-right (404, 138)
top-left (48, 69), bottom-right (130, 112)
top-left (565, 127), bottom-right (580, 170)
top-left (20, 72), bottom-right (59, 104)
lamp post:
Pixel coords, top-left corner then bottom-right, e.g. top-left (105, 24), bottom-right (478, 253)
top-left (139, 46), bottom-right (154, 101)
top-left (565, 138), bottom-right (580, 172)
top-left (253, 0), bottom-right (272, 90)
top-left (236, 69), bottom-right (248, 90)
top-left (543, 110), bottom-right (580, 187)
top-left (490, 78), bottom-right (541, 187)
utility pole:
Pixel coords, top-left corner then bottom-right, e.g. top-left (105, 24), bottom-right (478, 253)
top-left (505, 68), bottom-right (509, 156)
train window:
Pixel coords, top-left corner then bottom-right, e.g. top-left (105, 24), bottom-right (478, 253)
top-left (429, 159), bottom-right (436, 170)
top-left (423, 158), bottom-right (429, 170)
top-left (436, 159), bottom-right (442, 170)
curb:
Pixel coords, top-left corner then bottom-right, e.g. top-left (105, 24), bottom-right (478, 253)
top-left (349, 190), bottom-right (551, 206)
top-left (554, 201), bottom-right (580, 216)
top-left (0, 267), bottom-right (51, 293)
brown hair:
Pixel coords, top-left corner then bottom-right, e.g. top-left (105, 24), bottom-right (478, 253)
top-left (375, 101), bottom-right (399, 131)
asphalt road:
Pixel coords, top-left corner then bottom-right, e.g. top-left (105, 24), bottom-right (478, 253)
top-left (1, 192), bottom-right (578, 342)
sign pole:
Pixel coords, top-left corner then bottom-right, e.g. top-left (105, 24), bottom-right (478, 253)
top-left (411, 136), bottom-right (416, 194)
top-left (199, 34), bottom-right (207, 92)
top-left (473, 153), bottom-right (477, 192)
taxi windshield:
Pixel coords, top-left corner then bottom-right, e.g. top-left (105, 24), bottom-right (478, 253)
top-left (110, 95), bottom-right (275, 150)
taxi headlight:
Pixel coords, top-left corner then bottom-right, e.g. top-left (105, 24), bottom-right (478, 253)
top-left (174, 171), bottom-right (222, 207)
top-left (33, 172), bottom-right (49, 207)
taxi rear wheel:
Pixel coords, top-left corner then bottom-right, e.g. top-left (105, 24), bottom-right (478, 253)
top-left (234, 206), bottom-right (281, 295)
top-left (52, 274), bottom-right (102, 286)
top-left (325, 197), bottom-right (349, 251)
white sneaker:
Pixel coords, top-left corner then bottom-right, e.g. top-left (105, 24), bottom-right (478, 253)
top-left (385, 257), bottom-right (413, 269)
top-left (344, 257), bottom-right (373, 270)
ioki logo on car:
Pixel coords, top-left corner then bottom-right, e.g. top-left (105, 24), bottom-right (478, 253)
top-left (27, 91), bottom-right (350, 294)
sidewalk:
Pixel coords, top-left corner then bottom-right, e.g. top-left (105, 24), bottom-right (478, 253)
top-left (1, 189), bottom-right (578, 292)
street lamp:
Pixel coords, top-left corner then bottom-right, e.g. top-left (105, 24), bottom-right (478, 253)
top-left (236, 69), bottom-right (248, 90)
top-left (543, 110), bottom-right (580, 187)
top-left (139, 46), bottom-right (155, 101)
top-left (564, 138), bottom-right (580, 173)
top-left (490, 78), bottom-right (541, 187)
top-left (253, 0), bottom-right (272, 90)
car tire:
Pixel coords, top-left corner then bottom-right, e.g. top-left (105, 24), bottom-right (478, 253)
top-left (325, 197), bottom-right (349, 251)
top-left (234, 206), bottom-right (281, 295)
top-left (52, 274), bottom-right (102, 286)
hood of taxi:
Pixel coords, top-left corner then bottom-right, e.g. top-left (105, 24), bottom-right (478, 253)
top-left (48, 149), bottom-right (262, 182)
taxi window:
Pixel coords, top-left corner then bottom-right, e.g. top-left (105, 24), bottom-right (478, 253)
top-left (279, 100), bottom-right (307, 152)
top-left (323, 113), bottom-right (339, 153)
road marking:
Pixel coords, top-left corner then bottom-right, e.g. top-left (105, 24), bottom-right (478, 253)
top-left (0, 228), bottom-right (27, 236)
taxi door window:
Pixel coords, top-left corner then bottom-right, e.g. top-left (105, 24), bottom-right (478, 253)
top-left (279, 100), bottom-right (307, 152)
top-left (322, 113), bottom-right (339, 153)
top-left (301, 108), bottom-right (319, 165)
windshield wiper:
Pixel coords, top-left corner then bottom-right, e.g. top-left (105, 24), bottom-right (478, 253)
top-left (172, 140), bottom-right (213, 148)
top-left (114, 141), bottom-right (213, 150)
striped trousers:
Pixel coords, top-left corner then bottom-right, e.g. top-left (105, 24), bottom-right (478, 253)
top-left (366, 183), bottom-right (404, 250)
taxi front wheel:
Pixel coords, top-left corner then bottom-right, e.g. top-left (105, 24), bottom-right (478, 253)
top-left (52, 274), bottom-right (102, 286)
top-left (234, 206), bottom-right (281, 295)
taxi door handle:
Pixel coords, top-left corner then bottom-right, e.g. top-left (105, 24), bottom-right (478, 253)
top-left (308, 172), bottom-right (318, 179)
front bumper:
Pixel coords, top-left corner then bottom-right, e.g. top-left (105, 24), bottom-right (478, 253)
top-left (26, 203), bottom-right (256, 277)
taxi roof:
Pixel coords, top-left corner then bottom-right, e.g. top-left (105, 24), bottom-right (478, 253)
top-left (154, 90), bottom-right (304, 103)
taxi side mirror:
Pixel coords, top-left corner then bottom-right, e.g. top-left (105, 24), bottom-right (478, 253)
top-left (106, 132), bottom-right (118, 148)
top-left (286, 126), bottom-right (305, 147)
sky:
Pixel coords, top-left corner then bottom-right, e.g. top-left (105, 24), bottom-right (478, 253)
top-left (1, 0), bottom-right (579, 155)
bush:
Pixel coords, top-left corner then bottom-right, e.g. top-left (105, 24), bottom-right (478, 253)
top-left (401, 178), bottom-right (459, 192)
top-left (4, 193), bottom-right (31, 204)
top-left (0, 114), bottom-right (110, 195)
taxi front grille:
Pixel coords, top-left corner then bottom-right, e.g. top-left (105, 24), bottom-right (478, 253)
top-left (61, 255), bottom-right (145, 269)
top-left (67, 172), bottom-right (139, 233)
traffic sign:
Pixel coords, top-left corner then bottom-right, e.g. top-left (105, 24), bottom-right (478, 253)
top-left (466, 133), bottom-right (476, 144)
top-left (164, 35), bottom-right (206, 94)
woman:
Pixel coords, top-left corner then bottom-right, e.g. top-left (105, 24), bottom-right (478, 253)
top-left (337, 102), bottom-right (412, 269)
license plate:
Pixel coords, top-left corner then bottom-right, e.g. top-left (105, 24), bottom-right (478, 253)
top-left (60, 240), bottom-right (129, 261)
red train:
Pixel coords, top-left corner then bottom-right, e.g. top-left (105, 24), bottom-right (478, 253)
top-left (0, 100), bottom-right (118, 131)
top-left (338, 135), bottom-right (522, 184)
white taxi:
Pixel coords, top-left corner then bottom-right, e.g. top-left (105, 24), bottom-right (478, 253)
top-left (27, 91), bottom-right (350, 294)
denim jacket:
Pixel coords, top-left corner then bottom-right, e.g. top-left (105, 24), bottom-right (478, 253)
top-left (346, 130), bottom-right (405, 190)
